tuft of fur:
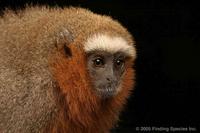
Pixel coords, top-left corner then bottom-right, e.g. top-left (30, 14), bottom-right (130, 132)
top-left (84, 34), bottom-right (136, 58)
top-left (0, 6), bottom-right (136, 133)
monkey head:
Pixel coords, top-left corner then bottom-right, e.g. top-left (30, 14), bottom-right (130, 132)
top-left (52, 30), bottom-right (136, 101)
top-left (85, 34), bottom-right (136, 99)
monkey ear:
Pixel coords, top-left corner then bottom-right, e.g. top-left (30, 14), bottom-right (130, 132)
top-left (55, 28), bottom-right (74, 49)
top-left (63, 45), bottom-right (72, 57)
top-left (55, 28), bottom-right (74, 57)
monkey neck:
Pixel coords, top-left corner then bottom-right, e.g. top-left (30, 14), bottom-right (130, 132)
top-left (49, 87), bottom-right (126, 133)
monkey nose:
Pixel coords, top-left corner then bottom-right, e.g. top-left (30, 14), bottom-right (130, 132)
top-left (106, 77), bottom-right (116, 82)
top-left (106, 77), bottom-right (111, 81)
top-left (106, 77), bottom-right (117, 85)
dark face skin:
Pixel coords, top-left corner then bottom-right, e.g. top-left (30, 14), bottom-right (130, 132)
top-left (87, 50), bottom-right (126, 99)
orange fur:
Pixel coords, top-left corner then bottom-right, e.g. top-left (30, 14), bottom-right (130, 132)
top-left (48, 38), bottom-right (135, 133)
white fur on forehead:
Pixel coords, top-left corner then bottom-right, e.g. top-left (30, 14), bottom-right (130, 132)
top-left (84, 34), bottom-right (136, 58)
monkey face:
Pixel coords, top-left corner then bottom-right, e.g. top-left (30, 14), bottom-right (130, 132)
top-left (84, 34), bottom-right (136, 99)
top-left (87, 51), bottom-right (127, 98)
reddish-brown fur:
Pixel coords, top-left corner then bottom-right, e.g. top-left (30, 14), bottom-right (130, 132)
top-left (48, 37), bottom-right (135, 133)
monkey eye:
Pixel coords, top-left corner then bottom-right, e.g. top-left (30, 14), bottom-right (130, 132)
top-left (93, 57), bottom-right (104, 67)
top-left (115, 58), bottom-right (124, 67)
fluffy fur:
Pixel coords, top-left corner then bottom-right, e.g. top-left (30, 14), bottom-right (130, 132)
top-left (0, 6), bottom-right (136, 133)
top-left (84, 34), bottom-right (136, 58)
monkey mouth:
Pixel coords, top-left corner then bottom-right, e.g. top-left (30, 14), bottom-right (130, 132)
top-left (96, 86), bottom-right (117, 98)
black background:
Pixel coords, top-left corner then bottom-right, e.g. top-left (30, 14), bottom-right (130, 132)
top-left (0, 0), bottom-right (199, 132)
